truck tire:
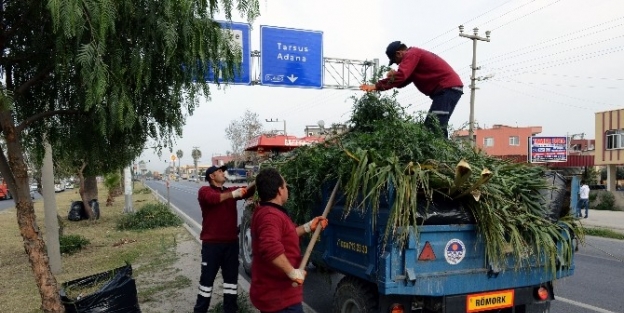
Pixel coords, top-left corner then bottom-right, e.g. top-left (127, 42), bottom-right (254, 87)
top-left (239, 207), bottom-right (253, 276)
top-left (332, 276), bottom-right (378, 313)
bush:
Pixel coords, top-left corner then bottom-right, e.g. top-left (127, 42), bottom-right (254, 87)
top-left (116, 203), bottom-right (183, 231)
top-left (595, 192), bottom-right (617, 211)
top-left (60, 234), bottom-right (91, 255)
top-left (136, 187), bottom-right (152, 194)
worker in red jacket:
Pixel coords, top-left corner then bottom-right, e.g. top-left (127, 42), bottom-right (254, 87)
top-left (360, 41), bottom-right (464, 138)
top-left (193, 165), bottom-right (255, 313)
top-left (249, 167), bottom-right (328, 313)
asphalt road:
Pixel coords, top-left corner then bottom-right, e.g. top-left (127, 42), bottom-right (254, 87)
top-left (0, 191), bottom-right (43, 212)
top-left (145, 180), bottom-right (624, 313)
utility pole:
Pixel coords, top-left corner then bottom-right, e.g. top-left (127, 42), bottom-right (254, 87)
top-left (266, 118), bottom-right (286, 135)
top-left (459, 25), bottom-right (491, 146)
top-left (123, 161), bottom-right (133, 213)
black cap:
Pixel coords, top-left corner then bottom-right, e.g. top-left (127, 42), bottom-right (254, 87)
top-left (205, 165), bottom-right (227, 182)
top-left (385, 41), bottom-right (403, 66)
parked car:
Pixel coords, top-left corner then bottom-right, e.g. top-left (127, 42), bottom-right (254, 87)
top-left (30, 183), bottom-right (38, 192)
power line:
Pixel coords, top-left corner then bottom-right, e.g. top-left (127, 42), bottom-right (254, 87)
top-left (486, 79), bottom-right (619, 108)
top-left (420, 0), bottom-right (518, 46)
top-left (491, 46), bottom-right (624, 78)
top-left (492, 38), bottom-right (624, 70)
top-left (485, 81), bottom-right (594, 111)
top-left (490, 0), bottom-right (563, 31)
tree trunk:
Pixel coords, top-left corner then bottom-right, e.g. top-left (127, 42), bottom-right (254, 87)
top-left (0, 114), bottom-right (64, 312)
top-left (83, 176), bottom-right (98, 201)
top-left (76, 164), bottom-right (94, 219)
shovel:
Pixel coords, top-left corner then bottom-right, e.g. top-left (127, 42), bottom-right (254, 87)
top-left (292, 182), bottom-right (340, 287)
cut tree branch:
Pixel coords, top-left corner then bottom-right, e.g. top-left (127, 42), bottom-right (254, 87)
top-left (16, 109), bottom-right (83, 133)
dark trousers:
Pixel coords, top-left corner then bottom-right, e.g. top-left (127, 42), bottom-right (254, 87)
top-left (261, 303), bottom-right (304, 313)
top-left (577, 198), bottom-right (589, 217)
top-left (425, 88), bottom-right (463, 138)
top-left (194, 242), bottom-right (239, 313)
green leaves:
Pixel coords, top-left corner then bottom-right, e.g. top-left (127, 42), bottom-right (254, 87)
top-left (269, 91), bottom-right (581, 274)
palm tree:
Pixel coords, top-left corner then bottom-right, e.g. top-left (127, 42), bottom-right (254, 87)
top-left (176, 149), bottom-right (183, 175)
top-left (192, 148), bottom-right (202, 182)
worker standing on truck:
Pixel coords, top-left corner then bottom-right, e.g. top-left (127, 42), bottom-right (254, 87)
top-left (249, 168), bottom-right (328, 313)
top-left (193, 165), bottom-right (255, 313)
top-left (360, 41), bottom-right (463, 138)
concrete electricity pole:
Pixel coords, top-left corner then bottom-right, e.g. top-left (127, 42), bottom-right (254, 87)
top-left (459, 25), bottom-right (491, 146)
top-left (266, 118), bottom-right (286, 135)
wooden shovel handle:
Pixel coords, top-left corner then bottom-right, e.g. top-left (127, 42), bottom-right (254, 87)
top-left (291, 182), bottom-right (339, 287)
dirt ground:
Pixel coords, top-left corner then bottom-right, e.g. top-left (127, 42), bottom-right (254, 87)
top-left (137, 234), bottom-right (259, 313)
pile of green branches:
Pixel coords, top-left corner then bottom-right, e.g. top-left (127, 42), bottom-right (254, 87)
top-left (268, 91), bottom-right (581, 272)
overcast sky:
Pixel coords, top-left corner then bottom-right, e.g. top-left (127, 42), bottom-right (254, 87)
top-left (140, 0), bottom-right (624, 171)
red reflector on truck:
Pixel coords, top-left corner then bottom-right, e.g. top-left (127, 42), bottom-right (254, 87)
top-left (418, 241), bottom-right (436, 261)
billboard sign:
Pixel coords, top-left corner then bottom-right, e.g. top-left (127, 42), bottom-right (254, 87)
top-left (260, 25), bottom-right (323, 88)
top-left (528, 136), bottom-right (568, 163)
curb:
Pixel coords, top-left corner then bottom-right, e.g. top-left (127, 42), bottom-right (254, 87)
top-left (144, 183), bottom-right (317, 313)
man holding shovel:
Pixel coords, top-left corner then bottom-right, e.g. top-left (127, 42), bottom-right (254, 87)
top-left (249, 168), bottom-right (329, 313)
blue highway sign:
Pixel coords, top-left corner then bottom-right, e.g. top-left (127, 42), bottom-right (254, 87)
top-left (260, 26), bottom-right (323, 88)
top-left (207, 21), bottom-right (251, 85)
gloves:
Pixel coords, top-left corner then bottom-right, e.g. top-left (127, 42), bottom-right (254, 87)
top-left (287, 268), bottom-right (307, 285)
top-left (359, 84), bottom-right (376, 92)
top-left (303, 216), bottom-right (328, 233)
top-left (231, 187), bottom-right (247, 199)
top-left (386, 69), bottom-right (396, 78)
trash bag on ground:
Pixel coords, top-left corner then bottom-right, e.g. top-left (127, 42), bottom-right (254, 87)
top-left (539, 171), bottom-right (567, 221)
top-left (60, 263), bottom-right (141, 313)
top-left (68, 201), bottom-right (86, 221)
top-left (67, 200), bottom-right (101, 221)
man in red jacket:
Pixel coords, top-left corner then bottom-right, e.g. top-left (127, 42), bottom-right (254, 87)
top-left (250, 168), bottom-right (328, 313)
top-left (360, 41), bottom-right (464, 138)
top-left (193, 165), bottom-right (255, 313)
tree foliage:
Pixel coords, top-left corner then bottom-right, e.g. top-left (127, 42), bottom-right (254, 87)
top-left (224, 110), bottom-right (263, 166)
top-left (0, 0), bottom-right (261, 311)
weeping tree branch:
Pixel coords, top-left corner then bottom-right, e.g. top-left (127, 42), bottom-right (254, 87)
top-left (16, 109), bottom-right (83, 133)
top-left (15, 65), bottom-right (54, 95)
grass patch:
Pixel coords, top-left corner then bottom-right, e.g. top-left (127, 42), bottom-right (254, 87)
top-left (585, 227), bottom-right (624, 240)
top-left (116, 202), bottom-right (183, 231)
top-left (0, 182), bottom-right (190, 313)
top-left (59, 234), bottom-right (91, 255)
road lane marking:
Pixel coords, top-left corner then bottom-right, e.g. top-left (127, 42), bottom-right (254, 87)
top-left (557, 297), bottom-right (618, 313)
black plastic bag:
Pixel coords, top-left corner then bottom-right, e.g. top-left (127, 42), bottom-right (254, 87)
top-left (60, 264), bottom-right (141, 313)
top-left (68, 201), bottom-right (86, 221)
top-left (416, 193), bottom-right (476, 225)
top-left (539, 171), bottom-right (567, 221)
top-left (67, 200), bottom-right (101, 221)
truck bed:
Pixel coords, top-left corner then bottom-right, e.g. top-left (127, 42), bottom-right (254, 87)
top-left (309, 188), bottom-right (575, 298)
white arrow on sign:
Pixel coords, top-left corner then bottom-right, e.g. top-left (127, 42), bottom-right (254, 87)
top-left (287, 74), bottom-right (298, 83)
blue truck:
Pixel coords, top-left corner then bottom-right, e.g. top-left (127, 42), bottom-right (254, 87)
top-left (240, 178), bottom-right (576, 313)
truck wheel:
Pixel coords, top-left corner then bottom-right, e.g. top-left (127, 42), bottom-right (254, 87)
top-left (239, 208), bottom-right (253, 276)
top-left (332, 276), bottom-right (378, 313)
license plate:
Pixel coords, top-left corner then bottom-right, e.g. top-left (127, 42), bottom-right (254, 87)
top-left (466, 289), bottom-right (514, 312)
